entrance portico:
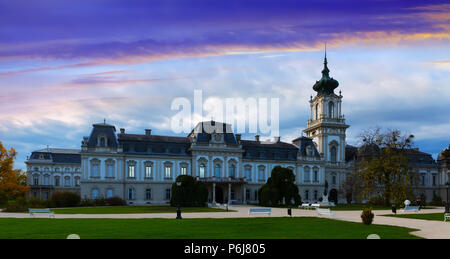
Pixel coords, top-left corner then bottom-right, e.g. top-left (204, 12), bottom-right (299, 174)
top-left (198, 177), bottom-right (246, 204)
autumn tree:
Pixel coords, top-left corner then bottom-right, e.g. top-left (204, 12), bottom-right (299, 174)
top-left (0, 141), bottom-right (29, 204)
top-left (357, 128), bottom-right (416, 206)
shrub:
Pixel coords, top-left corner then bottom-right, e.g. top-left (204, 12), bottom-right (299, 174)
top-left (94, 197), bottom-right (107, 206)
top-left (3, 197), bottom-right (28, 212)
top-left (361, 208), bottom-right (374, 225)
top-left (258, 166), bottom-right (301, 206)
top-left (171, 175), bottom-right (208, 207)
top-left (51, 192), bottom-right (81, 207)
top-left (106, 197), bottom-right (126, 206)
top-left (430, 193), bottom-right (443, 206)
top-left (80, 197), bottom-right (95, 207)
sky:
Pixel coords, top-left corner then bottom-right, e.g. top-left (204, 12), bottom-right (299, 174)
top-left (0, 0), bottom-right (449, 170)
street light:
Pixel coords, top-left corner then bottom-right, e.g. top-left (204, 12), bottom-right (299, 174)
top-left (445, 182), bottom-right (450, 214)
top-left (176, 180), bottom-right (182, 219)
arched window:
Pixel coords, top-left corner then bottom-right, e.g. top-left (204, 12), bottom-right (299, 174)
top-left (199, 164), bottom-right (205, 178)
top-left (214, 164), bottom-right (221, 178)
top-left (64, 176), bottom-right (71, 187)
top-left (328, 101), bottom-right (334, 118)
top-left (106, 189), bottom-right (113, 198)
top-left (100, 137), bottom-right (106, 147)
top-left (229, 164), bottom-right (236, 178)
top-left (330, 146), bottom-right (337, 163)
top-left (304, 167), bottom-right (310, 183)
top-left (92, 189), bottom-right (99, 199)
top-left (315, 103), bottom-right (319, 120)
top-left (258, 166), bottom-right (265, 181)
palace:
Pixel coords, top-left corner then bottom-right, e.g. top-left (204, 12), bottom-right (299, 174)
top-left (25, 54), bottom-right (450, 205)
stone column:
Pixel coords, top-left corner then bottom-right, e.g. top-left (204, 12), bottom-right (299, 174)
top-left (213, 183), bottom-right (216, 204)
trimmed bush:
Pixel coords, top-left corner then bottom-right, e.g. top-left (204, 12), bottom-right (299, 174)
top-left (106, 197), bottom-right (126, 206)
top-left (171, 175), bottom-right (208, 207)
top-left (361, 208), bottom-right (374, 225)
top-left (51, 192), bottom-right (81, 207)
top-left (259, 166), bottom-right (301, 207)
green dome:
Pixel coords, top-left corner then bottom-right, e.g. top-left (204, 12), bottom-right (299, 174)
top-left (313, 56), bottom-right (339, 95)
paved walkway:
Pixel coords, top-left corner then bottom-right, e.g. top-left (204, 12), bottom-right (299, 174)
top-left (1, 206), bottom-right (449, 239)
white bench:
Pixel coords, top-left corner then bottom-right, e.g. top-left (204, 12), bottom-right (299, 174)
top-left (444, 213), bottom-right (450, 222)
top-left (300, 203), bottom-right (311, 209)
top-left (29, 208), bottom-right (55, 218)
top-left (316, 208), bottom-right (336, 218)
top-left (249, 208), bottom-right (271, 216)
top-left (311, 203), bottom-right (321, 209)
top-left (402, 206), bottom-right (420, 212)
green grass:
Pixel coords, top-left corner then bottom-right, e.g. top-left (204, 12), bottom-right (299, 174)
top-left (51, 206), bottom-right (232, 214)
top-left (382, 213), bottom-right (447, 222)
top-left (0, 217), bottom-right (421, 239)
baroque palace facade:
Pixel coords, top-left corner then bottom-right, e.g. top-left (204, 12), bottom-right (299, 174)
top-left (26, 55), bottom-right (450, 205)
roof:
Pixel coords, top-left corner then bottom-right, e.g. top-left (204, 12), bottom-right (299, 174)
top-left (29, 149), bottom-right (81, 164)
top-left (118, 133), bottom-right (191, 156)
top-left (241, 140), bottom-right (298, 161)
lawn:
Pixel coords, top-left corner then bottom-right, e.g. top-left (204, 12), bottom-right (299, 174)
top-left (382, 213), bottom-right (447, 222)
top-left (51, 206), bottom-right (231, 214)
top-left (0, 217), bottom-right (421, 239)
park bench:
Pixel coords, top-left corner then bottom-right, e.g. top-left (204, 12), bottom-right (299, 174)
top-left (402, 206), bottom-right (420, 212)
top-left (300, 203), bottom-right (311, 209)
top-left (316, 208), bottom-right (336, 218)
top-left (311, 203), bottom-right (321, 209)
top-left (249, 208), bottom-right (271, 216)
top-left (444, 213), bottom-right (450, 222)
top-left (29, 208), bottom-right (55, 218)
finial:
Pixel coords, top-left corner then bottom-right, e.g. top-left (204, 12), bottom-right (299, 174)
top-left (103, 118), bottom-right (106, 124)
top-left (339, 90), bottom-right (342, 96)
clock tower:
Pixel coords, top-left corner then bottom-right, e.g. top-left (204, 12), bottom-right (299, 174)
top-left (303, 49), bottom-right (349, 163)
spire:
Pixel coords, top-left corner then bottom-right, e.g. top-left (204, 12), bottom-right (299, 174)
top-left (322, 43), bottom-right (330, 77)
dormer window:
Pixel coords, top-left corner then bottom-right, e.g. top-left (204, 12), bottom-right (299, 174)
top-left (306, 146), bottom-right (313, 156)
top-left (97, 135), bottom-right (107, 147)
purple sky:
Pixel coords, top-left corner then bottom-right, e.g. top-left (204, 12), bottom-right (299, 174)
top-left (0, 0), bottom-right (449, 169)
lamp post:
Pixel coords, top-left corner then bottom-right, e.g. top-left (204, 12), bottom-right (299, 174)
top-left (176, 180), bottom-right (182, 219)
top-left (446, 182), bottom-right (450, 214)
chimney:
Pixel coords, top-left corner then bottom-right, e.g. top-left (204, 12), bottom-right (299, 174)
top-left (274, 136), bottom-right (280, 143)
top-left (145, 129), bottom-right (152, 136)
top-left (255, 135), bottom-right (260, 142)
top-left (235, 134), bottom-right (241, 142)
top-left (120, 128), bottom-right (125, 134)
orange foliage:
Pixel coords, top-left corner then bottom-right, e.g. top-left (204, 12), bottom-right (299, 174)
top-left (0, 141), bottom-right (29, 202)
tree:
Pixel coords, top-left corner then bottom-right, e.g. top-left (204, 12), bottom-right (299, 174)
top-left (170, 175), bottom-right (208, 207)
top-left (0, 141), bottom-right (29, 205)
top-left (357, 128), bottom-right (416, 206)
top-left (258, 166), bottom-right (301, 206)
top-left (340, 172), bottom-right (363, 204)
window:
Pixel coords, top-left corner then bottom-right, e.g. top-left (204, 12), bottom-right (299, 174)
top-left (55, 176), bottom-right (60, 187)
top-left (145, 164), bottom-right (153, 178)
top-left (199, 164), bottom-right (205, 178)
top-left (44, 175), bottom-right (50, 185)
top-left (258, 167), bottom-right (265, 181)
top-left (315, 103), bottom-right (319, 120)
top-left (328, 101), bottom-right (334, 118)
top-left (330, 146), bottom-right (337, 163)
top-left (307, 146), bottom-right (313, 156)
top-left (421, 174), bottom-right (426, 186)
top-left (313, 170), bottom-right (318, 182)
top-left (92, 189), bottom-right (99, 199)
top-left (34, 176), bottom-right (39, 185)
top-left (245, 167), bottom-right (252, 180)
top-left (128, 164), bottom-right (136, 178)
top-left (164, 164), bottom-right (172, 179)
top-left (165, 189), bottom-right (171, 200)
top-left (106, 164), bottom-right (114, 178)
top-left (64, 176), bottom-right (71, 187)
top-left (146, 189), bottom-right (152, 200)
top-left (99, 137), bottom-right (106, 147)
top-left (314, 190), bottom-right (318, 200)
top-left (432, 174), bottom-right (437, 186)
top-left (44, 192), bottom-right (49, 199)
top-left (215, 164), bottom-right (221, 178)
top-left (246, 189), bottom-right (250, 200)
top-left (305, 190), bottom-right (309, 200)
top-left (128, 188), bottom-right (135, 200)
top-left (332, 175), bottom-right (336, 185)
top-left (106, 189), bottom-right (113, 198)
top-left (229, 165), bottom-right (236, 178)
top-left (230, 189), bottom-right (235, 200)
top-left (180, 166), bottom-right (187, 175)
top-left (304, 167), bottom-right (310, 182)
top-left (75, 177), bottom-right (80, 187)
top-left (91, 160), bottom-right (100, 177)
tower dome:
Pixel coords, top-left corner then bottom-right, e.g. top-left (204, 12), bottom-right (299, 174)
top-left (313, 46), bottom-right (339, 95)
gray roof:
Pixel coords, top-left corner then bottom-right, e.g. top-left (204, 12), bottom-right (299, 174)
top-left (29, 149), bottom-right (81, 164)
top-left (241, 140), bottom-right (298, 161)
top-left (118, 133), bottom-right (190, 156)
